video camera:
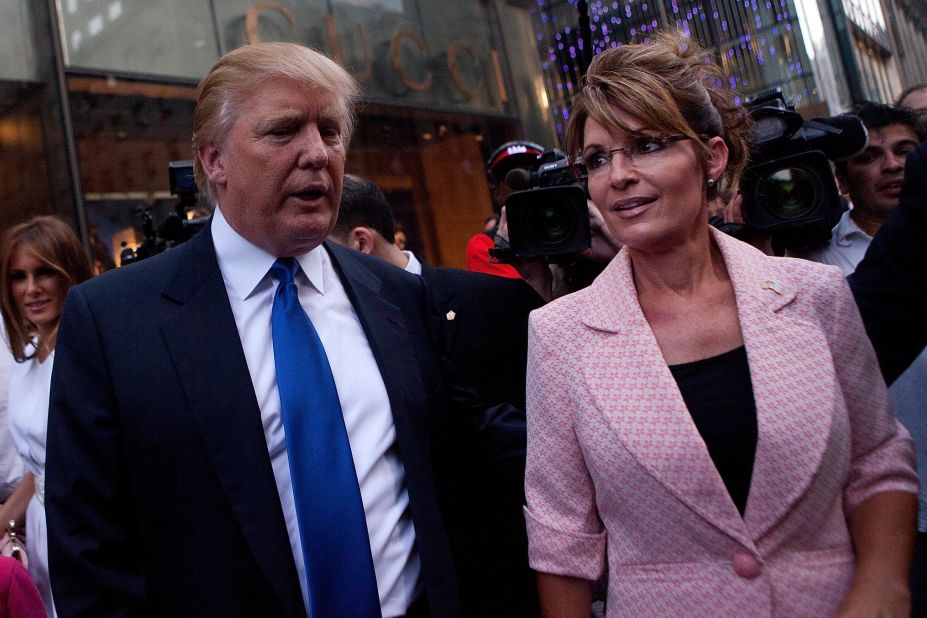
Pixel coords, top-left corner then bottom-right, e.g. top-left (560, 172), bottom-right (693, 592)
top-left (735, 89), bottom-right (868, 249)
top-left (490, 150), bottom-right (591, 261)
top-left (120, 161), bottom-right (210, 266)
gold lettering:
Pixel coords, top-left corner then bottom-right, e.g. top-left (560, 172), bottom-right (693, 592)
top-left (245, 2), bottom-right (297, 45)
top-left (390, 30), bottom-right (433, 92)
top-left (325, 14), bottom-right (343, 65)
top-left (448, 42), bottom-right (485, 101)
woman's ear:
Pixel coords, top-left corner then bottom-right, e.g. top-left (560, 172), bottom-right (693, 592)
top-left (706, 136), bottom-right (730, 184)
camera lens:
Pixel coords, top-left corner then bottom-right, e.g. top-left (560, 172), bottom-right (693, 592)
top-left (758, 166), bottom-right (822, 220)
top-left (526, 203), bottom-right (574, 248)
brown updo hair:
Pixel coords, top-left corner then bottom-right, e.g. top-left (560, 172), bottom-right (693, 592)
top-left (0, 216), bottom-right (92, 362)
top-left (565, 31), bottom-right (752, 197)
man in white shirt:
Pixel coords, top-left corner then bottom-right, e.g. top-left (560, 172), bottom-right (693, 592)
top-left (329, 174), bottom-right (542, 616)
top-left (800, 101), bottom-right (922, 275)
top-left (46, 43), bottom-right (523, 618)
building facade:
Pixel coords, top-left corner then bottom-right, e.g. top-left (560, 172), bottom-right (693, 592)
top-left (0, 0), bottom-right (924, 268)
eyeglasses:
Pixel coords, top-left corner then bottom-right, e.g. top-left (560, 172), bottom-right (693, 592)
top-left (575, 135), bottom-right (701, 179)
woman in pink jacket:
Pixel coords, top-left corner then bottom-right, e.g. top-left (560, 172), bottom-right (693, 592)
top-left (524, 33), bottom-right (918, 617)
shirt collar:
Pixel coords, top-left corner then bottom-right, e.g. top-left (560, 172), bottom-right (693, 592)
top-left (834, 207), bottom-right (872, 246)
top-left (211, 206), bottom-right (327, 300)
top-left (403, 250), bottom-right (423, 276)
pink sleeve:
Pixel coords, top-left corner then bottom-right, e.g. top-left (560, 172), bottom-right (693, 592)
top-left (821, 269), bottom-right (919, 512)
top-left (524, 311), bottom-right (606, 580)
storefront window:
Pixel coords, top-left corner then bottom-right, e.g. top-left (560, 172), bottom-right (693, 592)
top-left (57, 0), bottom-right (554, 268)
top-left (0, 0), bottom-right (79, 235)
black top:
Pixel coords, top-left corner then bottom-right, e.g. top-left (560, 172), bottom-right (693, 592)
top-left (668, 346), bottom-right (758, 516)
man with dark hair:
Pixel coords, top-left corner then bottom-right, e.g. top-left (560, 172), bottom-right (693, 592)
top-left (330, 174), bottom-right (543, 410)
top-left (801, 102), bottom-right (923, 274)
top-left (850, 139), bottom-right (927, 617)
top-left (330, 174), bottom-right (542, 617)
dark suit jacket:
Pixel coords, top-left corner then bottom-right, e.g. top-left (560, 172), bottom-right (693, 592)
top-left (420, 263), bottom-right (542, 411)
top-left (46, 225), bottom-right (522, 617)
top-left (849, 140), bottom-right (927, 384)
top-left (418, 264), bottom-right (542, 617)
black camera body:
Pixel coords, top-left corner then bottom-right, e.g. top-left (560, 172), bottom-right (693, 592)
top-left (495, 150), bottom-right (591, 260)
top-left (120, 161), bottom-right (209, 266)
top-left (738, 90), bottom-right (867, 247)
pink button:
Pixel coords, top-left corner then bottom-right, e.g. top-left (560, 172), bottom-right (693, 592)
top-left (731, 552), bottom-right (762, 579)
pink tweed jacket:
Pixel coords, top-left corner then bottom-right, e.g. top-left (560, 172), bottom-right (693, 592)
top-left (524, 228), bottom-right (918, 617)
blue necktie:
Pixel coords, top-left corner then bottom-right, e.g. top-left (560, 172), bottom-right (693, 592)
top-left (269, 258), bottom-right (381, 618)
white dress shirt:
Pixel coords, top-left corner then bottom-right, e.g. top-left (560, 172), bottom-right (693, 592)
top-left (211, 208), bottom-right (421, 617)
top-left (402, 251), bottom-right (422, 275)
top-left (797, 208), bottom-right (872, 276)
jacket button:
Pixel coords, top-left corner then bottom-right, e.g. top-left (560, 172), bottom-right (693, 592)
top-left (731, 552), bottom-right (762, 579)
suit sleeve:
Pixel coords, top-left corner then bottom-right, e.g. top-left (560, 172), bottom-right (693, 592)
top-left (523, 311), bottom-right (605, 580)
top-left (46, 286), bottom-right (151, 617)
top-left (849, 141), bottom-right (927, 384)
top-left (821, 269), bottom-right (919, 513)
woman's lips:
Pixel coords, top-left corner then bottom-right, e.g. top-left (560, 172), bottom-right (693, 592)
top-left (25, 300), bottom-right (50, 313)
top-left (611, 197), bottom-right (656, 218)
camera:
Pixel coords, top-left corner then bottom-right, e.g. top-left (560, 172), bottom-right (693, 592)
top-left (491, 150), bottom-right (591, 260)
top-left (120, 161), bottom-right (210, 266)
top-left (737, 89), bottom-right (867, 249)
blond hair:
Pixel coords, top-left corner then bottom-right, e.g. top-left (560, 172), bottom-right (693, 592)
top-left (192, 42), bottom-right (361, 204)
top-left (565, 32), bottom-right (751, 194)
top-left (1, 216), bottom-right (92, 362)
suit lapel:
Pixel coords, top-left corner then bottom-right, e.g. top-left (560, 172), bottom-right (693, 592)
top-left (158, 227), bottom-right (305, 616)
top-left (714, 232), bottom-right (835, 540)
top-left (324, 243), bottom-right (435, 486)
top-left (580, 249), bottom-right (752, 545)
top-left (578, 231), bottom-right (836, 547)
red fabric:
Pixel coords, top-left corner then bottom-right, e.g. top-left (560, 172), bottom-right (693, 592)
top-left (0, 556), bottom-right (45, 618)
top-left (465, 233), bottom-right (521, 279)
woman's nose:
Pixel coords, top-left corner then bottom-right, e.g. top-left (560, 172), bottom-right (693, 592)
top-left (607, 151), bottom-right (638, 188)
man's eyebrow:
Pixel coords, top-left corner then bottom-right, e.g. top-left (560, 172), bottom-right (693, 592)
top-left (894, 139), bottom-right (919, 149)
top-left (253, 110), bottom-right (304, 131)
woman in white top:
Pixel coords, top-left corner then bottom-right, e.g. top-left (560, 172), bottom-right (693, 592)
top-left (1, 216), bottom-right (91, 616)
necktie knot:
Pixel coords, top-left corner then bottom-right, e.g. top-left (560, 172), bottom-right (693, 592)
top-left (270, 257), bottom-right (299, 286)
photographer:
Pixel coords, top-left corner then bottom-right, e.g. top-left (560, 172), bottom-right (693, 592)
top-left (793, 102), bottom-right (923, 275)
top-left (466, 141), bottom-right (544, 279)
top-left (495, 198), bottom-right (620, 302)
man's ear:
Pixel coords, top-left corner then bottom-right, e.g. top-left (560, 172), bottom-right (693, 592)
top-left (348, 227), bottom-right (376, 254)
top-left (198, 142), bottom-right (227, 188)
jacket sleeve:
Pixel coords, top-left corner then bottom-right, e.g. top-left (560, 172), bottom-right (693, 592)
top-left (46, 286), bottom-right (151, 617)
top-left (523, 311), bottom-right (606, 580)
top-left (821, 269), bottom-right (919, 512)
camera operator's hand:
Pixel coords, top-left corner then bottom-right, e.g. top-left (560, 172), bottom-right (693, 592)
top-left (495, 206), bottom-right (554, 303)
top-left (578, 200), bottom-right (621, 264)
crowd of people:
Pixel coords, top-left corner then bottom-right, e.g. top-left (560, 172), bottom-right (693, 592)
top-left (0, 30), bottom-right (925, 618)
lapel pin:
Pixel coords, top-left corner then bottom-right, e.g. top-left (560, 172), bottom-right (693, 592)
top-left (761, 280), bottom-right (783, 294)
top-left (446, 310), bottom-right (456, 321)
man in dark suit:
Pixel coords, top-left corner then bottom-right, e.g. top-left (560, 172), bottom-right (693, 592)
top-left (331, 174), bottom-right (543, 409)
top-left (330, 175), bottom-right (542, 616)
top-left (45, 42), bottom-right (522, 618)
top-left (849, 139), bottom-right (927, 615)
